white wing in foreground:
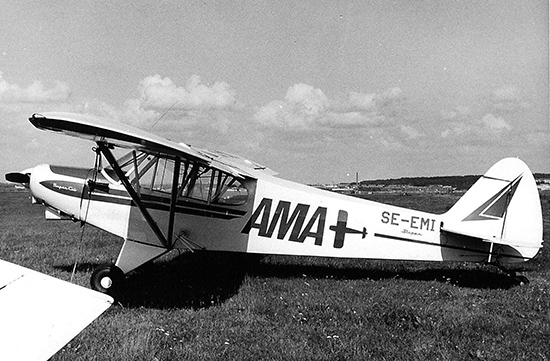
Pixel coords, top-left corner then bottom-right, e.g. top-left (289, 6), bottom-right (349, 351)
top-left (0, 260), bottom-right (113, 361)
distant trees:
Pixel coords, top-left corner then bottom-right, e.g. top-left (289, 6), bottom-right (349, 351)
top-left (359, 175), bottom-right (480, 190)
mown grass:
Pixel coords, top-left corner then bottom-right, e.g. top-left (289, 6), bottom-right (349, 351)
top-left (0, 190), bottom-right (549, 360)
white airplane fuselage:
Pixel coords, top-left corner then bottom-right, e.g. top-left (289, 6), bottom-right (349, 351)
top-left (27, 162), bottom-right (536, 272)
top-left (6, 112), bottom-right (544, 295)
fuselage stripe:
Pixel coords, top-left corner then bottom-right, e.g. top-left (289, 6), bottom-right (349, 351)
top-left (374, 233), bottom-right (529, 260)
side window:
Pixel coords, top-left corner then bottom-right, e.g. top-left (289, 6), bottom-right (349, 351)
top-left (186, 167), bottom-right (212, 202)
top-left (116, 152), bottom-right (182, 194)
top-left (126, 154), bottom-right (179, 194)
top-left (147, 158), bottom-right (178, 193)
top-left (215, 179), bottom-right (248, 205)
top-left (183, 166), bottom-right (248, 205)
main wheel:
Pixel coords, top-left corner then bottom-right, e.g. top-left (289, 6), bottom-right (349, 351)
top-left (91, 264), bottom-right (125, 294)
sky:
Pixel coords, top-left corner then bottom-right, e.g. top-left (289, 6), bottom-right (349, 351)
top-left (0, 0), bottom-right (548, 184)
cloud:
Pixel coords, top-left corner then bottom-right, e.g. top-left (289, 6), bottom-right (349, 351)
top-left (253, 83), bottom-right (329, 129)
top-left (480, 113), bottom-right (512, 130)
top-left (120, 98), bottom-right (159, 123)
top-left (254, 83), bottom-right (405, 130)
top-left (0, 71), bottom-right (69, 104)
top-left (440, 87), bottom-right (523, 144)
top-left (441, 106), bottom-right (471, 120)
top-left (347, 91), bottom-right (376, 110)
top-left (0, 71), bottom-right (419, 174)
top-left (102, 74), bottom-right (243, 128)
top-left (373, 87), bottom-right (404, 108)
top-left (489, 86), bottom-right (529, 112)
top-left (320, 112), bottom-right (386, 128)
top-left (285, 82), bottom-right (329, 113)
top-left (441, 113), bottom-right (512, 142)
top-left (137, 74), bottom-right (238, 110)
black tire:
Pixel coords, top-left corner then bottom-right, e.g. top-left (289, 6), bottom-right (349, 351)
top-left (91, 264), bottom-right (125, 295)
top-left (514, 275), bottom-right (530, 286)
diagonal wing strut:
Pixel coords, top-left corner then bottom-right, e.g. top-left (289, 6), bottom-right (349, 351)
top-left (97, 142), bottom-right (180, 249)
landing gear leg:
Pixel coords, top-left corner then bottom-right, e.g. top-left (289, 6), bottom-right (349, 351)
top-left (114, 239), bottom-right (169, 274)
top-left (91, 264), bottom-right (125, 294)
top-left (91, 240), bottom-right (169, 295)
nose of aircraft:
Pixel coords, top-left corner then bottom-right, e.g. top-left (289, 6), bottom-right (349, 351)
top-left (5, 164), bottom-right (86, 214)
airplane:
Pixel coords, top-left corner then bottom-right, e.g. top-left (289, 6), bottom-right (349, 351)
top-left (5, 112), bottom-right (544, 298)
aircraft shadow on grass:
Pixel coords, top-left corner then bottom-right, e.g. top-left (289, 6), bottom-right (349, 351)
top-left (57, 252), bottom-right (524, 310)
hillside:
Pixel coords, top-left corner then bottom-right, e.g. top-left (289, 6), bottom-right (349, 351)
top-left (316, 173), bottom-right (550, 195)
top-left (360, 175), bottom-right (479, 191)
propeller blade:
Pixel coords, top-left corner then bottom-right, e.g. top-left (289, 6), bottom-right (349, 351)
top-left (5, 172), bottom-right (30, 184)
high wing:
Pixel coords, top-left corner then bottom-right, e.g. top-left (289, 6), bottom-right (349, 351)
top-left (29, 112), bottom-right (277, 179)
top-left (0, 259), bottom-right (113, 361)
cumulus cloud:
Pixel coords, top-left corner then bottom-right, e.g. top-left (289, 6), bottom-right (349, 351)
top-left (0, 71), bottom-right (69, 104)
top-left (480, 113), bottom-right (512, 130)
top-left (0, 72), bottom-right (241, 130)
top-left (440, 86), bottom-right (524, 144)
top-left (374, 87), bottom-right (404, 107)
top-left (137, 74), bottom-right (237, 110)
top-left (254, 84), bottom-right (330, 129)
top-left (64, 98), bottom-right (156, 126)
top-left (105, 74), bottom-right (243, 128)
top-left (254, 83), bottom-right (405, 130)
top-left (441, 112), bottom-right (512, 141)
top-left (120, 98), bottom-right (159, 123)
top-left (347, 91), bottom-right (376, 110)
top-left (285, 82), bottom-right (329, 113)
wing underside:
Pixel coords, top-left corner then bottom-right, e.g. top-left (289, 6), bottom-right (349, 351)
top-left (29, 112), bottom-right (277, 179)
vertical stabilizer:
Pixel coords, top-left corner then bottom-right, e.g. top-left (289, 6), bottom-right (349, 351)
top-left (442, 158), bottom-right (542, 257)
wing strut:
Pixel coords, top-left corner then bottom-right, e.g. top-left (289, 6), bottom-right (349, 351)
top-left (97, 142), bottom-right (171, 249)
top-left (167, 157), bottom-right (181, 248)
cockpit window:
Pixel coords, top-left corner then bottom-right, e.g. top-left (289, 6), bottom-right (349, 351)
top-left (110, 151), bottom-right (248, 206)
top-left (184, 166), bottom-right (248, 205)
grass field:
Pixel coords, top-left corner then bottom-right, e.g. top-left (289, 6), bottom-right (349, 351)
top-left (1, 189), bottom-right (549, 360)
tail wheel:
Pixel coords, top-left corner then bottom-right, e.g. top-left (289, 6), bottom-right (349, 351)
top-left (91, 264), bottom-right (125, 295)
top-left (513, 275), bottom-right (530, 286)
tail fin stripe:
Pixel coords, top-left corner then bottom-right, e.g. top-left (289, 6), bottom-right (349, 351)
top-left (482, 175), bottom-right (514, 182)
top-left (462, 175), bottom-right (522, 222)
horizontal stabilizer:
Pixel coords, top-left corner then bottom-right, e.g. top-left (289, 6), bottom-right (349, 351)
top-left (0, 260), bottom-right (113, 361)
top-left (440, 227), bottom-right (539, 249)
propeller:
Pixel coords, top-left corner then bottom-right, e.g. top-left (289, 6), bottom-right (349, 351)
top-left (5, 172), bottom-right (31, 184)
